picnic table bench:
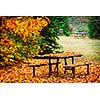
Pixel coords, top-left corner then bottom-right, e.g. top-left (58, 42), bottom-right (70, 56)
top-left (28, 62), bottom-right (61, 77)
top-left (7, 53), bottom-right (92, 78)
top-left (28, 54), bottom-right (83, 77)
top-left (63, 63), bottom-right (92, 78)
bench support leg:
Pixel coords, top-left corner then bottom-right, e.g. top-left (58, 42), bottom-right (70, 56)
top-left (33, 67), bottom-right (35, 77)
top-left (64, 67), bottom-right (67, 74)
top-left (72, 67), bottom-right (75, 78)
top-left (87, 64), bottom-right (89, 75)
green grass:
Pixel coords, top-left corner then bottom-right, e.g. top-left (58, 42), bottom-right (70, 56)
top-left (57, 36), bottom-right (100, 61)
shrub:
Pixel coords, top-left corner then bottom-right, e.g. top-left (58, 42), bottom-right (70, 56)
top-left (0, 16), bottom-right (50, 67)
top-left (88, 16), bottom-right (100, 39)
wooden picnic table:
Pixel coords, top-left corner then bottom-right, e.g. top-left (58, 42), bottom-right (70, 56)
top-left (28, 54), bottom-right (82, 77)
top-left (73, 32), bottom-right (88, 37)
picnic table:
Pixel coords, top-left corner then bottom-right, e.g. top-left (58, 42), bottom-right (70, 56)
top-left (28, 53), bottom-right (83, 77)
top-left (73, 32), bottom-right (88, 37)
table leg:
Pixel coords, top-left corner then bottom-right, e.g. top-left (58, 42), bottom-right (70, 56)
top-left (64, 57), bottom-right (67, 65)
top-left (64, 58), bottom-right (67, 75)
top-left (56, 58), bottom-right (59, 76)
top-left (49, 58), bottom-right (52, 77)
top-left (72, 57), bottom-right (74, 64)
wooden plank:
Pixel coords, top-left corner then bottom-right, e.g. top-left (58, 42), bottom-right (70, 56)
top-left (28, 62), bottom-right (61, 67)
top-left (28, 63), bottom-right (47, 67)
top-left (63, 63), bottom-right (92, 68)
top-left (32, 54), bottom-right (83, 59)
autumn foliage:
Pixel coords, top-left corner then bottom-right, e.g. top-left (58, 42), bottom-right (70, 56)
top-left (0, 16), bottom-right (100, 83)
top-left (0, 52), bottom-right (100, 83)
top-left (0, 16), bottom-right (50, 67)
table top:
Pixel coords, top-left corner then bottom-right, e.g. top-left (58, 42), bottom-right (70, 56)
top-left (33, 54), bottom-right (82, 59)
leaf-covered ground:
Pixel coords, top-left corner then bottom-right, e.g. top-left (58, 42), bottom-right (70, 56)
top-left (0, 53), bottom-right (100, 83)
top-left (0, 36), bottom-right (100, 83)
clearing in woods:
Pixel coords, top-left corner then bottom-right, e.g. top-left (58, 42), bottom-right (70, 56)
top-left (57, 36), bottom-right (100, 61)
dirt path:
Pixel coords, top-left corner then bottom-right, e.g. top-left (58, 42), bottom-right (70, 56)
top-left (57, 36), bottom-right (100, 60)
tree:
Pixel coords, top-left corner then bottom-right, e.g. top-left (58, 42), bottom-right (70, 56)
top-left (40, 16), bottom-right (69, 54)
top-left (0, 16), bottom-right (50, 67)
top-left (69, 16), bottom-right (89, 32)
top-left (49, 16), bottom-right (69, 36)
top-left (88, 16), bottom-right (100, 39)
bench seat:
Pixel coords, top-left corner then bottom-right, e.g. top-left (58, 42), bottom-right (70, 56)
top-left (63, 63), bottom-right (92, 78)
top-left (28, 62), bottom-right (61, 77)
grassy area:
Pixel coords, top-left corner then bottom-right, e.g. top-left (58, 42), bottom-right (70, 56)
top-left (57, 36), bottom-right (100, 61)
